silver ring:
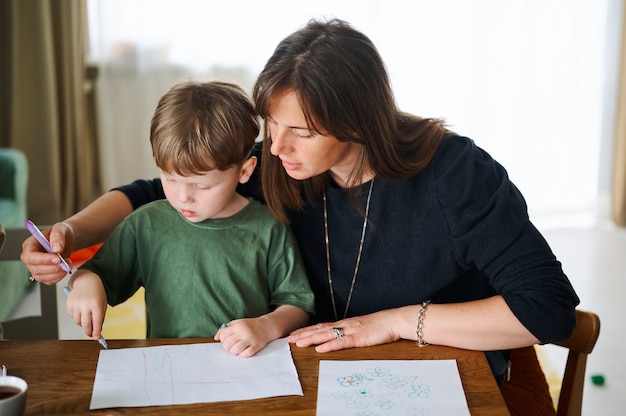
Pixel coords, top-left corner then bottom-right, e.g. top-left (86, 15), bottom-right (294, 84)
top-left (332, 327), bottom-right (344, 339)
top-left (29, 276), bottom-right (35, 282)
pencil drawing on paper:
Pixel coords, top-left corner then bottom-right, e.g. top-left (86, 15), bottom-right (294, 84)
top-left (89, 339), bottom-right (303, 410)
top-left (332, 365), bottom-right (432, 415)
top-left (317, 360), bottom-right (470, 416)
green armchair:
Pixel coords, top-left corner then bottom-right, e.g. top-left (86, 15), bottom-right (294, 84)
top-left (0, 148), bottom-right (30, 321)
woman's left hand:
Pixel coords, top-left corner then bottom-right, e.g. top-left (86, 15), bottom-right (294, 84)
top-left (286, 309), bottom-right (403, 353)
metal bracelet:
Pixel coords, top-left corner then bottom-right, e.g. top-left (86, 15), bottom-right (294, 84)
top-left (416, 300), bottom-right (432, 347)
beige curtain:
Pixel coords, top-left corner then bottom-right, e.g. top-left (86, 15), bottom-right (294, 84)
top-left (0, 0), bottom-right (99, 225)
top-left (613, 3), bottom-right (626, 227)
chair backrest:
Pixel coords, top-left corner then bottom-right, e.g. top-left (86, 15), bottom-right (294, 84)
top-left (553, 309), bottom-right (601, 416)
top-left (0, 148), bottom-right (28, 227)
top-left (0, 227), bottom-right (59, 340)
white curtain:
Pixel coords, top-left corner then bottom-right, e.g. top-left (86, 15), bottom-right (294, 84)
top-left (87, 0), bottom-right (616, 224)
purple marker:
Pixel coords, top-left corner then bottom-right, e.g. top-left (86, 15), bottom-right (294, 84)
top-left (25, 220), bottom-right (72, 275)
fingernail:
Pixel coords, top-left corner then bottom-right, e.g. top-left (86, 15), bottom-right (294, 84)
top-left (52, 243), bottom-right (62, 252)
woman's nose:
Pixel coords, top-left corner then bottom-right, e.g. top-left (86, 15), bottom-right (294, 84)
top-left (270, 127), bottom-right (289, 156)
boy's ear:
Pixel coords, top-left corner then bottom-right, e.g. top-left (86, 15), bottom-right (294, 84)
top-left (238, 156), bottom-right (257, 184)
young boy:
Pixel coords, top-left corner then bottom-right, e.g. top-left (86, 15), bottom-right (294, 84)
top-left (66, 81), bottom-right (315, 357)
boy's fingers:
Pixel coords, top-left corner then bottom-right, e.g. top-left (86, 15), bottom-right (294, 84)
top-left (80, 312), bottom-right (94, 337)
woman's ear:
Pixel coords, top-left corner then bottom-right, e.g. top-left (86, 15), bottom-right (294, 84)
top-left (238, 156), bottom-right (258, 184)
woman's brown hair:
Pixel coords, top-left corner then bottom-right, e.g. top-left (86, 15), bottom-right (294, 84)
top-left (253, 19), bottom-right (450, 223)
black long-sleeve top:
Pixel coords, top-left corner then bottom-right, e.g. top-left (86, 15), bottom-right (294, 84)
top-left (116, 135), bottom-right (579, 344)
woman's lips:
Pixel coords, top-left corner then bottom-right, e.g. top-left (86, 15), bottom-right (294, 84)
top-left (281, 160), bottom-right (299, 171)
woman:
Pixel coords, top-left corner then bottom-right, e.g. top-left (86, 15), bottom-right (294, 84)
top-left (22, 18), bottom-right (578, 414)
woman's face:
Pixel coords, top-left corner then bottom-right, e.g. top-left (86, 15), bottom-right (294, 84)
top-left (266, 89), bottom-right (358, 187)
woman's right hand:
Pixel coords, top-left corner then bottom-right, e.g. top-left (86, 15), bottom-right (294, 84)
top-left (20, 189), bottom-right (135, 285)
top-left (20, 222), bottom-right (74, 285)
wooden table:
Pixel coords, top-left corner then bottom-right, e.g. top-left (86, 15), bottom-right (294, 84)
top-left (0, 338), bottom-right (510, 415)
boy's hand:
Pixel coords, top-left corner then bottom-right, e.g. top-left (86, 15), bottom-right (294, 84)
top-left (214, 318), bottom-right (272, 358)
top-left (66, 271), bottom-right (107, 340)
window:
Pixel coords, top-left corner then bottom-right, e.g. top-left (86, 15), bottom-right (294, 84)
top-left (87, 0), bottom-right (615, 223)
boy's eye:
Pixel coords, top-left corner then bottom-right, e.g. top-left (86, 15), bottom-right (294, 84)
top-left (194, 184), bottom-right (210, 190)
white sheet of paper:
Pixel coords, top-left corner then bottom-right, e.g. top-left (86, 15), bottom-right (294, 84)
top-left (90, 338), bottom-right (302, 409)
top-left (317, 360), bottom-right (470, 416)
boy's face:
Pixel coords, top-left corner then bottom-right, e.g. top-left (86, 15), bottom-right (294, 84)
top-left (159, 163), bottom-right (249, 222)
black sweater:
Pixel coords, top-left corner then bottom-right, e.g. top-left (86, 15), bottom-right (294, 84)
top-left (116, 135), bottom-right (579, 344)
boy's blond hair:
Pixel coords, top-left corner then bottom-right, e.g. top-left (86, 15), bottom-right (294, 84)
top-left (151, 81), bottom-right (259, 175)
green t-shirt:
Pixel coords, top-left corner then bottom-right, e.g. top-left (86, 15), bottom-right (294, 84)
top-left (81, 198), bottom-right (315, 338)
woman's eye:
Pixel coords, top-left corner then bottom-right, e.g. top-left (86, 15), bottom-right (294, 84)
top-left (293, 129), bottom-right (312, 138)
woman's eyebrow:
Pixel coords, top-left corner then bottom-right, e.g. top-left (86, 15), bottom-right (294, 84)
top-left (267, 115), bottom-right (310, 131)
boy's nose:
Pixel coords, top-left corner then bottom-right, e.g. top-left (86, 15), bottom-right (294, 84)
top-left (177, 187), bottom-right (193, 203)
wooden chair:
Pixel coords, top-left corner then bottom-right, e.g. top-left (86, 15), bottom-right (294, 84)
top-left (553, 309), bottom-right (601, 416)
